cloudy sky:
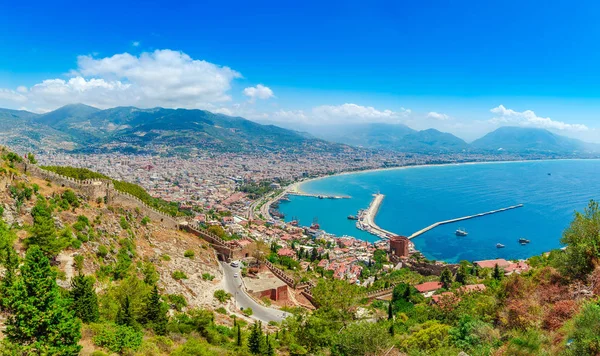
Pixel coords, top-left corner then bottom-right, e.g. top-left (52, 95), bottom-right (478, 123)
top-left (2, 1), bottom-right (600, 142)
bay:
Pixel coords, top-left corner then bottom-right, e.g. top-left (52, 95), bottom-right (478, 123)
top-left (278, 159), bottom-right (600, 263)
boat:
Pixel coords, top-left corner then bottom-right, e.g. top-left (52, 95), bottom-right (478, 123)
top-left (347, 215), bottom-right (358, 220)
top-left (455, 228), bottom-right (468, 236)
top-left (496, 243), bottom-right (505, 248)
top-left (519, 237), bottom-right (530, 245)
top-left (548, 173), bottom-right (551, 176)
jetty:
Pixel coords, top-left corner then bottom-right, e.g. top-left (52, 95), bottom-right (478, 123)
top-left (356, 194), bottom-right (396, 239)
top-left (287, 192), bottom-right (350, 199)
top-left (407, 204), bottom-right (524, 239)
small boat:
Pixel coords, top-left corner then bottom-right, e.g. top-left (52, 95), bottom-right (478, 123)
top-left (347, 215), bottom-right (358, 220)
top-left (455, 228), bottom-right (468, 236)
top-left (496, 243), bottom-right (505, 248)
top-left (548, 173), bottom-right (551, 176)
top-left (519, 237), bottom-right (530, 245)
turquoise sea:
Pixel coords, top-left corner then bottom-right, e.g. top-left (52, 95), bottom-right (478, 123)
top-left (278, 160), bottom-right (600, 263)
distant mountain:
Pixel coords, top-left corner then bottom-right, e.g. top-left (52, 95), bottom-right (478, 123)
top-left (318, 123), bottom-right (417, 148)
top-left (316, 124), bottom-right (467, 153)
top-left (471, 126), bottom-right (598, 153)
top-left (4, 104), bottom-right (348, 154)
top-left (395, 128), bottom-right (469, 153)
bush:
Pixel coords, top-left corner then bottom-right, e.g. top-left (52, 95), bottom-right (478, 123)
top-left (161, 254), bottom-right (171, 261)
top-left (119, 216), bottom-right (130, 230)
top-left (242, 307), bottom-right (253, 316)
top-left (184, 250), bottom-right (195, 259)
top-left (216, 307), bottom-right (228, 314)
top-left (141, 216), bottom-right (150, 225)
top-left (92, 323), bottom-right (143, 354)
top-left (70, 239), bottom-right (82, 249)
top-left (214, 289), bottom-right (231, 303)
top-left (167, 294), bottom-right (188, 311)
top-left (97, 245), bottom-right (109, 258)
top-left (172, 270), bottom-right (187, 280)
top-left (202, 273), bottom-right (214, 281)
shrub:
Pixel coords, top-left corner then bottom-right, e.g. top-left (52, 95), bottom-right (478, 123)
top-left (184, 250), bottom-right (195, 259)
top-left (172, 270), bottom-right (187, 280)
top-left (216, 307), bottom-right (228, 314)
top-left (119, 216), bottom-right (130, 230)
top-left (167, 294), bottom-right (188, 311)
top-left (92, 323), bottom-right (143, 354)
top-left (70, 239), bottom-right (82, 249)
top-left (97, 245), bottom-right (109, 258)
top-left (214, 289), bottom-right (231, 303)
top-left (242, 307), bottom-right (253, 316)
top-left (161, 254), bottom-right (171, 261)
top-left (141, 216), bottom-right (150, 226)
top-left (202, 273), bottom-right (215, 281)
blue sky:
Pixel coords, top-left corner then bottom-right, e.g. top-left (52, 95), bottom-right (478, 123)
top-left (1, 0), bottom-right (600, 141)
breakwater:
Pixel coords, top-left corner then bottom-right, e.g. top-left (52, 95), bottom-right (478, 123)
top-left (356, 194), bottom-right (396, 239)
top-left (407, 204), bottom-right (524, 239)
top-left (287, 192), bottom-right (350, 199)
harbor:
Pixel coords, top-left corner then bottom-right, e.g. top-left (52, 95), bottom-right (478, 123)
top-left (355, 193), bottom-right (525, 241)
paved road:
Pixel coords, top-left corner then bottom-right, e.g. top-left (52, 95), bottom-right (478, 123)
top-left (220, 262), bottom-right (291, 323)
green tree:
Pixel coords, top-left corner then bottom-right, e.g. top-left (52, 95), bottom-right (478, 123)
top-left (27, 200), bottom-right (66, 257)
top-left (565, 301), bottom-right (600, 355)
top-left (493, 264), bottom-right (503, 280)
top-left (248, 321), bottom-right (264, 354)
top-left (4, 246), bottom-right (82, 355)
top-left (558, 200), bottom-right (600, 279)
top-left (144, 285), bottom-right (168, 335)
top-left (332, 321), bottom-right (392, 356)
top-left (455, 261), bottom-right (470, 285)
top-left (0, 244), bottom-right (18, 310)
top-left (27, 152), bottom-right (37, 164)
top-left (388, 301), bottom-right (393, 320)
top-left (116, 295), bottom-right (137, 329)
top-left (440, 267), bottom-right (453, 289)
top-left (237, 324), bottom-right (242, 347)
top-left (69, 273), bottom-right (99, 323)
top-left (266, 333), bottom-right (275, 356)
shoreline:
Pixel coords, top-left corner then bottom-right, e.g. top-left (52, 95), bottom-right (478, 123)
top-left (356, 194), bottom-right (397, 239)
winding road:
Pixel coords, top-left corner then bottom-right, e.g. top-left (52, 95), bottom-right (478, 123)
top-left (220, 262), bottom-right (291, 323)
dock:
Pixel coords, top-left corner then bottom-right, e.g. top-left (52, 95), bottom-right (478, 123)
top-left (407, 204), bottom-right (524, 239)
top-left (287, 192), bottom-right (351, 199)
top-left (356, 194), bottom-right (396, 239)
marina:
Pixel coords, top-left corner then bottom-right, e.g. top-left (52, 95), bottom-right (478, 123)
top-left (355, 193), bottom-right (524, 242)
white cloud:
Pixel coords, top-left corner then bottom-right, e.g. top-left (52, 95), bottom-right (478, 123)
top-left (309, 103), bottom-right (410, 124)
top-left (0, 49), bottom-right (242, 111)
top-left (243, 84), bottom-right (274, 102)
top-left (490, 105), bottom-right (588, 132)
top-left (132, 41), bottom-right (140, 47)
top-left (427, 111), bottom-right (450, 120)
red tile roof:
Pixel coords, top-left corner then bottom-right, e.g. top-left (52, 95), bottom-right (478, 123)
top-left (415, 281), bottom-right (443, 293)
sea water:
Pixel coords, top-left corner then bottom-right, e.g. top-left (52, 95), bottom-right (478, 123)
top-left (278, 159), bottom-right (600, 263)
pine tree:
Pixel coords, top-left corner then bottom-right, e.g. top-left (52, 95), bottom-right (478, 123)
top-left (455, 263), bottom-right (468, 285)
top-left (28, 201), bottom-right (64, 257)
top-left (389, 323), bottom-right (395, 336)
top-left (0, 244), bottom-right (18, 311)
top-left (116, 295), bottom-right (136, 328)
top-left (248, 321), bottom-right (264, 354)
top-left (440, 267), bottom-right (453, 289)
top-left (5, 246), bottom-right (82, 355)
top-left (144, 285), bottom-right (168, 335)
top-left (493, 264), bottom-right (503, 280)
top-left (266, 333), bottom-right (275, 356)
top-left (69, 273), bottom-right (99, 323)
top-left (237, 324), bottom-right (242, 347)
top-left (387, 301), bottom-right (393, 320)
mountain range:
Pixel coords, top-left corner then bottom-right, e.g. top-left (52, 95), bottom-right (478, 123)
top-left (0, 104), bottom-right (597, 156)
